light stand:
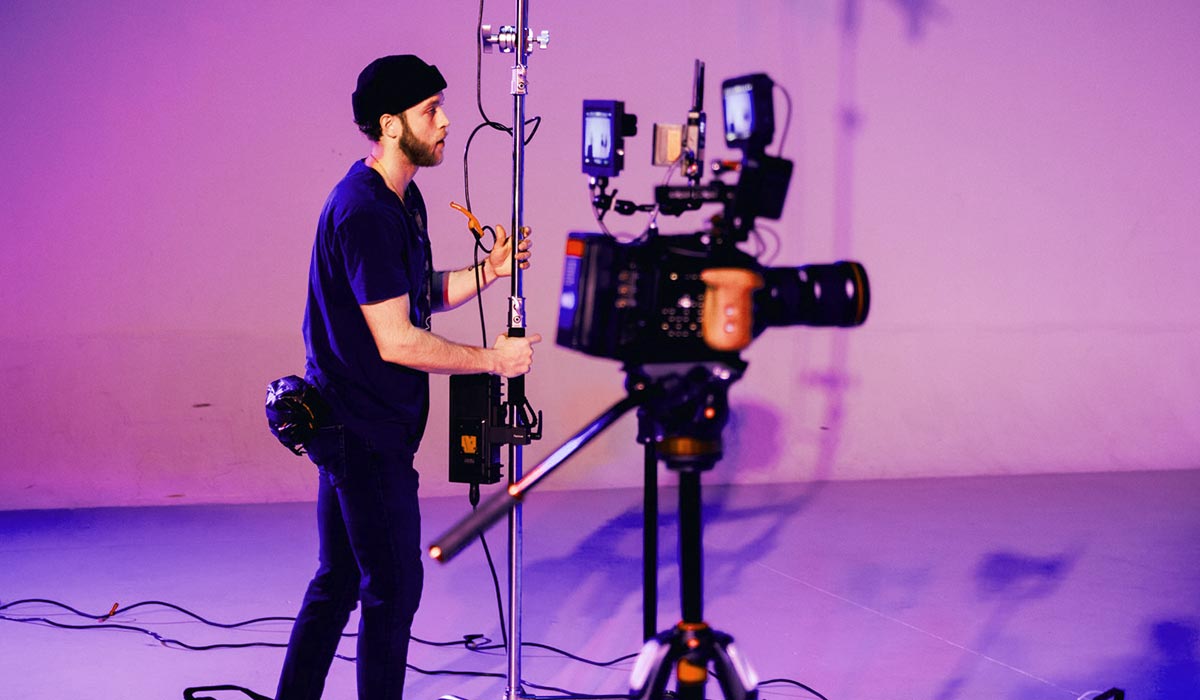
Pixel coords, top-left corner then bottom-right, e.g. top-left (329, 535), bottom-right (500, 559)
top-left (478, 5), bottom-right (550, 700)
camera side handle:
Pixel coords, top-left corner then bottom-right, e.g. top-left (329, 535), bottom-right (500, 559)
top-left (700, 268), bottom-right (763, 352)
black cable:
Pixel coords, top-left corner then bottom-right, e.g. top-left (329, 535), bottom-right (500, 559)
top-left (474, 0), bottom-right (498, 129)
top-left (463, 0), bottom-right (543, 216)
top-left (478, 518), bottom-right (510, 651)
top-left (472, 228), bottom-right (492, 345)
top-left (523, 643), bottom-right (638, 668)
top-left (0, 598), bottom-right (485, 649)
top-left (0, 610), bottom-right (285, 653)
top-left (184, 684), bottom-right (273, 700)
top-left (0, 597), bottom-right (291, 628)
top-left (462, 120), bottom-right (499, 215)
top-left (0, 607), bottom-right (505, 685)
top-left (775, 83), bottom-right (794, 157)
top-left (761, 677), bottom-right (831, 700)
top-left (0, 599), bottom-right (628, 669)
top-left (3, 598), bottom-right (829, 699)
top-left (522, 682), bottom-right (631, 699)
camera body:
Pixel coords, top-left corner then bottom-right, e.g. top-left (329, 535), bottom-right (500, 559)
top-left (557, 231), bottom-right (738, 365)
top-left (556, 231), bottom-right (869, 364)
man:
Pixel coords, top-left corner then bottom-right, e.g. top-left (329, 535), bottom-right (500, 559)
top-left (276, 54), bottom-right (540, 700)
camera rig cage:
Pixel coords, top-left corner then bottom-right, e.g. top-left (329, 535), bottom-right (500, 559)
top-left (560, 66), bottom-right (869, 366)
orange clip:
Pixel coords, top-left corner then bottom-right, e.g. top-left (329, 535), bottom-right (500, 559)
top-left (449, 201), bottom-right (484, 240)
top-left (99, 602), bottom-right (119, 621)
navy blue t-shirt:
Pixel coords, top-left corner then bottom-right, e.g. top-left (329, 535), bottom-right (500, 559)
top-left (303, 160), bottom-right (435, 452)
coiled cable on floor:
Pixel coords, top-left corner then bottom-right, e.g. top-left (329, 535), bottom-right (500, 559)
top-left (0, 597), bottom-right (826, 699)
top-left (0, 597), bottom-right (641, 686)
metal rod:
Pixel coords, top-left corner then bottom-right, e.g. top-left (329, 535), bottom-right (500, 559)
top-left (506, 439), bottom-right (522, 700)
top-left (511, 7), bottom-right (527, 305)
top-left (428, 393), bottom-right (642, 564)
top-left (506, 2), bottom-right (530, 699)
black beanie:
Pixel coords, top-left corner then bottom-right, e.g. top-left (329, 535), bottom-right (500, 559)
top-left (352, 55), bottom-right (447, 128)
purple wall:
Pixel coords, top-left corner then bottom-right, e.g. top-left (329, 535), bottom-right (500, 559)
top-left (2, 0), bottom-right (1198, 509)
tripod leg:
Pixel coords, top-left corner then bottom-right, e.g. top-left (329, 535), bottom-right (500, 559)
top-left (630, 629), bottom-right (681, 700)
top-left (643, 441), bottom-right (659, 641)
top-left (630, 625), bottom-right (759, 700)
top-left (709, 629), bottom-right (759, 700)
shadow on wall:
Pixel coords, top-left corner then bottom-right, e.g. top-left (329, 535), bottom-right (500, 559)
top-left (710, 0), bottom-right (950, 491)
top-left (883, 0), bottom-right (951, 40)
top-left (723, 332), bottom-right (862, 487)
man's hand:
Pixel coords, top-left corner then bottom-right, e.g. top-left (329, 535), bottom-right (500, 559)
top-left (486, 225), bottom-right (532, 279)
top-left (491, 332), bottom-right (542, 378)
top-left (436, 225), bottom-right (533, 312)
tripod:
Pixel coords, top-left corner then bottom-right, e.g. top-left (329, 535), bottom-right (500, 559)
top-left (626, 363), bottom-right (758, 700)
top-left (430, 361), bottom-right (759, 700)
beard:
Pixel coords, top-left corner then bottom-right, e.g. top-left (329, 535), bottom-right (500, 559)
top-left (399, 114), bottom-right (443, 167)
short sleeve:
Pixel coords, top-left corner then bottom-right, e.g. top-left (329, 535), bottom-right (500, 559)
top-left (338, 208), bottom-right (411, 305)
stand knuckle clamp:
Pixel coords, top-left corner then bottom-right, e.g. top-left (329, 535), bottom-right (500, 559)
top-left (508, 296), bottom-right (525, 328)
top-left (480, 25), bottom-right (551, 56)
top-left (511, 66), bottom-right (528, 96)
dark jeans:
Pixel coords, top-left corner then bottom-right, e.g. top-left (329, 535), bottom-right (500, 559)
top-left (276, 425), bottom-right (424, 700)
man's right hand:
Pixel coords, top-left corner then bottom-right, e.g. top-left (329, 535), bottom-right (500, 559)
top-left (491, 333), bottom-right (543, 378)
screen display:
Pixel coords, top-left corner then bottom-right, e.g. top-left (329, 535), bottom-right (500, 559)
top-left (582, 100), bottom-right (625, 177)
top-left (583, 109), bottom-right (614, 167)
top-left (723, 83), bottom-right (755, 143)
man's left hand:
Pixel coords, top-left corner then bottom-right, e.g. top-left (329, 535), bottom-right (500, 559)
top-left (487, 225), bottom-right (532, 278)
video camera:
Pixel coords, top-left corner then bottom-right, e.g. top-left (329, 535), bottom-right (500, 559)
top-left (558, 64), bottom-right (870, 365)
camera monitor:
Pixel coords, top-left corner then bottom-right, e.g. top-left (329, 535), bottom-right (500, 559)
top-left (722, 73), bottom-right (775, 151)
top-left (582, 100), bottom-right (626, 178)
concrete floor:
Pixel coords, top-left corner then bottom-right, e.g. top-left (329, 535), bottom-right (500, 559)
top-left (1, 469), bottom-right (1198, 699)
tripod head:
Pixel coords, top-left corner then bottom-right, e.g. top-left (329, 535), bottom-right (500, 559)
top-left (626, 361), bottom-right (746, 473)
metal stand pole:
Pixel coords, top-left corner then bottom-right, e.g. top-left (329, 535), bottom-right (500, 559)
top-left (473, 7), bottom-right (552, 686)
top-left (505, 3), bottom-right (531, 699)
